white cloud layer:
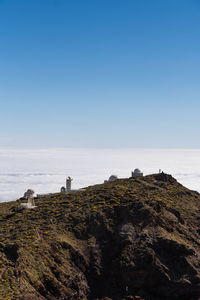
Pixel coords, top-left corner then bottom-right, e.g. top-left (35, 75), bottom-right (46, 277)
top-left (0, 148), bottom-right (200, 202)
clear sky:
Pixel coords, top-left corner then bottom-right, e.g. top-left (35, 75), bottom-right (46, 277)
top-left (0, 0), bottom-right (200, 148)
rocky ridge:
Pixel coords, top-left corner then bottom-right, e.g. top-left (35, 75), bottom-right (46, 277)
top-left (0, 173), bottom-right (200, 300)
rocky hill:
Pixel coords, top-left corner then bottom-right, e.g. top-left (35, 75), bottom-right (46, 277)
top-left (0, 173), bottom-right (200, 300)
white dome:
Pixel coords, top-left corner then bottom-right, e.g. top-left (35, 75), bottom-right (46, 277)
top-left (60, 186), bottom-right (66, 192)
top-left (108, 175), bottom-right (118, 182)
top-left (24, 189), bottom-right (35, 199)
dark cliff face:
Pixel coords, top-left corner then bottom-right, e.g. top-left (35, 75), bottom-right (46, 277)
top-left (0, 173), bottom-right (200, 300)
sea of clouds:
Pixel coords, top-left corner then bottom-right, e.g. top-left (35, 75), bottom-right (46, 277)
top-left (0, 148), bottom-right (200, 202)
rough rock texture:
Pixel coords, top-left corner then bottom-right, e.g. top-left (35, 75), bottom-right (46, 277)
top-left (0, 173), bottom-right (200, 300)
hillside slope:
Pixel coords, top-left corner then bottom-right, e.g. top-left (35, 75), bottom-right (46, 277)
top-left (0, 173), bottom-right (200, 300)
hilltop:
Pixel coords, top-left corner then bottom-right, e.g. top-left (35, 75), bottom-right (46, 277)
top-left (0, 173), bottom-right (200, 300)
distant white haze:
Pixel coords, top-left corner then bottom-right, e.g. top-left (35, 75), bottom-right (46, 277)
top-left (0, 148), bottom-right (200, 202)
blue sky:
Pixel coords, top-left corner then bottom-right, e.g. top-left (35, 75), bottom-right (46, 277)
top-left (0, 0), bottom-right (200, 148)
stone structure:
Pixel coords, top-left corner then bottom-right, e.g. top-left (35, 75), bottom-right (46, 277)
top-left (60, 177), bottom-right (85, 194)
top-left (20, 189), bottom-right (36, 209)
top-left (131, 168), bottom-right (143, 177)
top-left (66, 176), bottom-right (73, 193)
